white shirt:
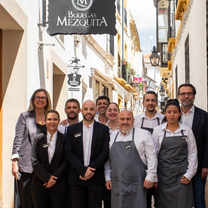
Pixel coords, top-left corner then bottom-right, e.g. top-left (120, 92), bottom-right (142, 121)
top-left (152, 122), bottom-right (198, 181)
top-left (58, 121), bottom-right (70, 134)
top-left (94, 116), bottom-right (108, 125)
top-left (104, 127), bottom-right (157, 182)
top-left (134, 111), bottom-right (165, 129)
top-left (106, 121), bottom-right (119, 134)
top-left (47, 131), bottom-right (58, 164)
top-left (181, 105), bottom-right (195, 129)
top-left (83, 122), bottom-right (94, 166)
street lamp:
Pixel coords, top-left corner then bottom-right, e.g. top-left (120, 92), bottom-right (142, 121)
top-left (150, 46), bottom-right (160, 66)
top-left (159, 87), bottom-right (165, 97)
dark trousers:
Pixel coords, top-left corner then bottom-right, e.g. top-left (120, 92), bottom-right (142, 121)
top-left (15, 172), bottom-right (34, 208)
top-left (31, 190), bottom-right (67, 208)
top-left (147, 187), bottom-right (154, 208)
top-left (70, 180), bottom-right (103, 208)
top-left (102, 185), bottom-right (111, 208)
top-left (192, 173), bottom-right (206, 208)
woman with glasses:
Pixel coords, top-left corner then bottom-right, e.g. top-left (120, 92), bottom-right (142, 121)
top-left (31, 110), bottom-right (68, 208)
top-left (12, 88), bottom-right (52, 208)
top-left (152, 99), bottom-right (198, 208)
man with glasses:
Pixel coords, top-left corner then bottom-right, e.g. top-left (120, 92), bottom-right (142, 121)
top-left (105, 109), bottom-right (157, 208)
top-left (58, 99), bottom-right (81, 134)
top-left (178, 83), bottom-right (208, 208)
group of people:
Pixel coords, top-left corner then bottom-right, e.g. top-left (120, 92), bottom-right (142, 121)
top-left (11, 83), bottom-right (208, 208)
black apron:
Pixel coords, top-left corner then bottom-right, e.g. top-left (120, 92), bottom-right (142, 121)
top-left (155, 130), bottom-right (194, 208)
top-left (110, 128), bottom-right (147, 208)
top-left (141, 117), bottom-right (160, 135)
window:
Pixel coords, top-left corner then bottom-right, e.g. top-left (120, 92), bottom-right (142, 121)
top-left (124, 8), bottom-right (127, 27)
top-left (102, 85), bottom-right (108, 97)
top-left (185, 35), bottom-right (190, 83)
top-left (157, 1), bottom-right (169, 43)
top-left (117, 0), bottom-right (121, 15)
top-left (82, 87), bottom-right (86, 104)
top-left (110, 35), bottom-right (114, 56)
top-left (175, 66), bottom-right (178, 98)
top-left (95, 81), bottom-right (99, 100)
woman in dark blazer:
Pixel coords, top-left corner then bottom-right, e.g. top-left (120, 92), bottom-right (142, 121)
top-left (12, 88), bottom-right (52, 208)
top-left (31, 110), bottom-right (68, 208)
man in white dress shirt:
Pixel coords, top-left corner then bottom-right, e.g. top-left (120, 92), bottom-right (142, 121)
top-left (105, 109), bottom-right (157, 208)
top-left (178, 83), bottom-right (208, 208)
top-left (58, 98), bottom-right (81, 134)
top-left (65, 100), bottom-right (110, 208)
top-left (134, 91), bottom-right (164, 134)
top-left (94, 96), bottom-right (110, 125)
top-left (134, 91), bottom-right (164, 208)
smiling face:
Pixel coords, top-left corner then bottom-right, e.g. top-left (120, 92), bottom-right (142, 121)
top-left (106, 103), bottom-right (119, 121)
top-left (118, 110), bottom-right (134, 134)
top-left (178, 86), bottom-right (195, 107)
top-left (33, 91), bottom-right (47, 109)
top-left (143, 93), bottom-right (158, 113)
top-left (65, 101), bottom-right (80, 120)
top-left (164, 105), bottom-right (181, 125)
top-left (96, 99), bottom-right (109, 115)
top-left (46, 112), bottom-right (60, 134)
top-left (82, 100), bottom-right (97, 122)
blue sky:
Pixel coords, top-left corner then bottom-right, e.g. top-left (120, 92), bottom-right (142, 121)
top-left (129, 0), bottom-right (157, 55)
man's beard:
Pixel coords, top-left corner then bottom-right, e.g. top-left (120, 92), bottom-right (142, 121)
top-left (67, 113), bottom-right (78, 120)
top-left (146, 107), bottom-right (155, 113)
top-left (181, 99), bottom-right (194, 107)
top-left (83, 113), bottom-right (95, 121)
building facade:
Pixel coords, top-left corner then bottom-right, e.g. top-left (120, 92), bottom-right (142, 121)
top-left (154, 0), bottom-right (208, 111)
top-left (0, 0), bottom-right (143, 207)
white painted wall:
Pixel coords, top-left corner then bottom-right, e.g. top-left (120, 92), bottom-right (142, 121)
top-left (172, 0), bottom-right (207, 110)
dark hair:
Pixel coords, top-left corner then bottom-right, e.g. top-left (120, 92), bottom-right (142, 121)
top-left (143, 91), bottom-right (158, 102)
top-left (162, 99), bottom-right (181, 123)
top-left (96, 96), bottom-right (110, 105)
top-left (177, 83), bottom-right (196, 96)
top-left (65, 98), bottom-right (80, 109)
top-left (107, 102), bottom-right (119, 110)
top-left (45, 109), bottom-right (60, 120)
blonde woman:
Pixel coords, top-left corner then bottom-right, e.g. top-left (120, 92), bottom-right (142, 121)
top-left (12, 88), bottom-right (52, 208)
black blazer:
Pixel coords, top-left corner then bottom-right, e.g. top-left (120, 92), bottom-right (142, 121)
top-left (192, 106), bottom-right (208, 173)
top-left (65, 121), bottom-right (110, 186)
top-left (31, 131), bottom-right (68, 192)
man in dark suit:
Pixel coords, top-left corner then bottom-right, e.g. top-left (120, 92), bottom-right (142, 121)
top-left (178, 83), bottom-right (208, 208)
top-left (65, 100), bottom-right (110, 208)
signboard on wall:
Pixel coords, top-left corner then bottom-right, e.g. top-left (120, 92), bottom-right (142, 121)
top-left (47, 0), bottom-right (117, 35)
top-left (68, 73), bottom-right (82, 86)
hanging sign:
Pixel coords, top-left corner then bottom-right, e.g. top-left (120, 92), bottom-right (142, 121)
top-left (47, 0), bottom-right (117, 35)
top-left (68, 73), bottom-right (82, 86)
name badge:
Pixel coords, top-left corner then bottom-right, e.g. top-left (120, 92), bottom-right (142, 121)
top-left (181, 136), bottom-right (187, 139)
top-left (75, 133), bottom-right (81, 138)
top-left (42, 143), bottom-right (49, 148)
top-left (124, 145), bottom-right (131, 149)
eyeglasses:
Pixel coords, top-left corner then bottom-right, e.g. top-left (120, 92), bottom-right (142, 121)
top-left (35, 96), bottom-right (47, 100)
top-left (179, 92), bottom-right (194, 97)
